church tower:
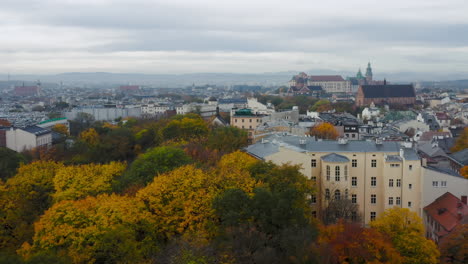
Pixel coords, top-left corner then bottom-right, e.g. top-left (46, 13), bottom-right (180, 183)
top-left (365, 62), bottom-right (373, 83)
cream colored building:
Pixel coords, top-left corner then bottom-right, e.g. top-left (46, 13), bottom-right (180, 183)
top-left (307, 75), bottom-right (351, 93)
top-left (245, 135), bottom-right (423, 226)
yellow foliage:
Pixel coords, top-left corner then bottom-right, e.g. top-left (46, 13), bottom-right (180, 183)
top-left (371, 207), bottom-right (440, 264)
top-left (460, 165), bottom-right (468, 179)
top-left (136, 162), bottom-right (258, 239)
top-left (24, 194), bottom-right (158, 263)
top-left (79, 128), bottom-right (99, 145)
top-left (51, 124), bottom-right (69, 135)
top-left (309, 122), bottom-right (339, 140)
top-left (53, 162), bottom-right (126, 202)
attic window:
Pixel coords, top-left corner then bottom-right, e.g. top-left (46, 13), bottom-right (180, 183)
top-left (437, 208), bottom-right (447, 215)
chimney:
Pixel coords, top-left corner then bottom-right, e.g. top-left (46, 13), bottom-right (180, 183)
top-left (462, 195), bottom-right (467, 205)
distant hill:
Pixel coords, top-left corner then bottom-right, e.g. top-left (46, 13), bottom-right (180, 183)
top-left (3, 71), bottom-right (467, 88)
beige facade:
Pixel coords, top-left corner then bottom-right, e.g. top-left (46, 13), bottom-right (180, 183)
top-left (231, 113), bottom-right (264, 143)
top-left (246, 137), bottom-right (423, 226)
top-left (307, 80), bottom-right (351, 93)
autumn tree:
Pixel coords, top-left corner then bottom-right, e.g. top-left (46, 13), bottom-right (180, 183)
top-left (460, 166), bottom-right (468, 179)
top-left (309, 122), bottom-right (339, 139)
top-left (51, 124), bottom-right (69, 136)
top-left (120, 146), bottom-right (192, 188)
top-left (0, 161), bottom-right (63, 252)
top-left (53, 162), bottom-right (126, 202)
top-left (318, 221), bottom-right (403, 264)
top-left (206, 126), bottom-right (248, 153)
top-left (136, 152), bottom-right (258, 240)
top-left (79, 127), bottom-right (99, 146)
top-left (371, 207), bottom-right (440, 264)
top-left (0, 147), bottom-right (26, 181)
top-left (451, 127), bottom-right (468, 152)
top-left (439, 224), bottom-right (467, 264)
top-left (162, 115), bottom-right (209, 142)
top-left (22, 194), bottom-right (159, 263)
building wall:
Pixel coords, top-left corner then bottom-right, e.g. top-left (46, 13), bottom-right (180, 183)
top-left (6, 129), bottom-right (36, 152)
top-left (356, 96), bottom-right (416, 107)
top-left (260, 146), bottom-right (422, 226)
top-left (65, 107), bottom-right (142, 121)
top-left (422, 168), bottom-right (468, 208)
top-left (308, 80), bottom-right (351, 93)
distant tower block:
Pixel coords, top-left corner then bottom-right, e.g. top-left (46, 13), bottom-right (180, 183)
top-left (365, 62), bottom-right (373, 83)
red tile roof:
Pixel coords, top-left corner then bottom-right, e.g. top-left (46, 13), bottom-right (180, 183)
top-left (424, 192), bottom-right (468, 233)
top-left (309, 75), bottom-right (345, 82)
top-left (436, 112), bottom-right (450, 120)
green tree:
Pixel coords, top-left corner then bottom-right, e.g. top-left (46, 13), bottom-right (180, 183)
top-left (0, 147), bottom-right (26, 181)
top-left (207, 126), bottom-right (248, 153)
top-left (120, 146), bottom-right (192, 188)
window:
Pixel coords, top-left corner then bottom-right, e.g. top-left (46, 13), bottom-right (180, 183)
top-left (371, 177), bottom-right (377, 187)
top-left (311, 194), bottom-right (316, 204)
top-left (311, 176), bottom-right (316, 182)
top-left (396, 197), bottom-right (401, 205)
top-left (409, 184), bottom-right (412, 190)
top-left (242, 119), bottom-right (244, 123)
top-left (335, 166), bottom-right (340, 181)
top-left (325, 189), bottom-right (330, 200)
top-left (352, 159), bottom-right (357, 167)
top-left (371, 212), bottom-right (376, 221)
top-left (408, 201), bottom-right (412, 208)
top-left (389, 179), bottom-right (394, 187)
top-left (334, 190), bottom-right (341, 200)
top-left (344, 165), bottom-right (348, 181)
top-left (312, 211), bottom-right (317, 218)
top-left (235, 119), bottom-right (238, 123)
top-left (311, 159), bottom-right (316, 167)
top-left (326, 166), bottom-right (330, 181)
top-left (389, 197), bottom-right (394, 205)
top-left (371, 159), bottom-right (377, 167)
top-left (249, 119), bottom-right (252, 123)
top-left (345, 189), bottom-right (349, 199)
top-left (409, 165), bottom-right (413, 170)
top-left (371, 194), bottom-right (377, 204)
top-left (352, 194), bottom-right (357, 204)
top-left (249, 125), bottom-right (252, 129)
top-left (441, 181), bottom-right (447, 187)
top-left (390, 164), bottom-right (400, 167)
top-left (351, 211), bottom-right (357, 221)
top-left (396, 179), bottom-right (401, 187)
top-left (352, 177), bottom-right (357, 187)
top-left (432, 181), bottom-right (438, 188)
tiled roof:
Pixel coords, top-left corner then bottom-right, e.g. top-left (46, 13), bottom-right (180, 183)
top-left (321, 153), bottom-right (350, 163)
top-left (449, 149), bottom-right (468, 166)
top-left (361, 84), bottom-right (415, 98)
top-left (419, 131), bottom-right (451, 142)
top-left (424, 192), bottom-right (468, 233)
top-left (309, 75), bottom-right (345, 82)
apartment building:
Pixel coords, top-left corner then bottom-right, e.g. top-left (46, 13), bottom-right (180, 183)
top-left (245, 135), bottom-right (422, 225)
top-left (230, 109), bottom-right (266, 143)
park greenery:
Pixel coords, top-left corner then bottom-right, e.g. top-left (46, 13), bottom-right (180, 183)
top-left (0, 113), bottom-right (445, 263)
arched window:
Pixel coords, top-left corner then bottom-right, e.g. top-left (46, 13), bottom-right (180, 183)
top-left (325, 189), bottom-right (330, 200)
top-left (344, 165), bottom-right (348, 181)
top-left (334, 189), bottom-right (341, 200)
top-left (335, 166), bottom-right (340, 181)
top-left (326, 166), bottom-right (330, 181)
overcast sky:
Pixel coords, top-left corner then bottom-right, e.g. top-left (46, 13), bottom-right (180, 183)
top-left (1, 0), bottom-right (467, 75)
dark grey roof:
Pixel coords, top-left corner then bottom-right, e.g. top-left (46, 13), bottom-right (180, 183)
top-left (449, 149), bottom-right (468, 165)
top-left (403, 148), bottom-right (420, 160)
top-left (425, 166), bottom-right (464, 179)
top-left (361, 84), bottom-right (415, 98)
top-left (386, 155), bottom-right (403, 162)
top-left (321, 153), bottom-right (349, 162)
top-left (417, 142), bottom-right (448, 158)
top-left (244, 141), bottom-right (279, 160)
top-left (22, 125), bottom-right (50, 136)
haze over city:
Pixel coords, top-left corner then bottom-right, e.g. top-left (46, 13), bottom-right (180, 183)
top-left (1, 0), bottom-right (468, 81)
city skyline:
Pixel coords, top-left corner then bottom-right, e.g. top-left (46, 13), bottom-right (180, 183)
top-left (1, 0), bottom-right (467, 77)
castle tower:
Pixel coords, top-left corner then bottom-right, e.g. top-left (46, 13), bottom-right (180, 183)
top-left (365, 62), bottom-right (373, 83)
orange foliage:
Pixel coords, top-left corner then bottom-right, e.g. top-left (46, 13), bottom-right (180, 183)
top-left (460, 166), bottom-right (468, 179)
top-left (309, 122), bottom-right (339, 140)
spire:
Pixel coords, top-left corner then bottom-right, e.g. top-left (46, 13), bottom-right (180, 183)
top-left (356, 68), bottom-right (364, 79)
top-left (365, 62), bottom-right (373, 82)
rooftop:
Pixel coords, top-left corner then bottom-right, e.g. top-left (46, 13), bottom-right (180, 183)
top-left (360, 84), bottom-right (415, 98)
top-left (449, 149), bottom-right (468, 166)
top-left (424, 192), bottom-right (468, 233)
top-left (309, 75), bottom-right (345, 82)
top-left (22, 125), bottom-right (51, 136)
top-left (38, 117), bottom-right (67, 125)
top-left (321, 153), bottom-right (350, 163)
